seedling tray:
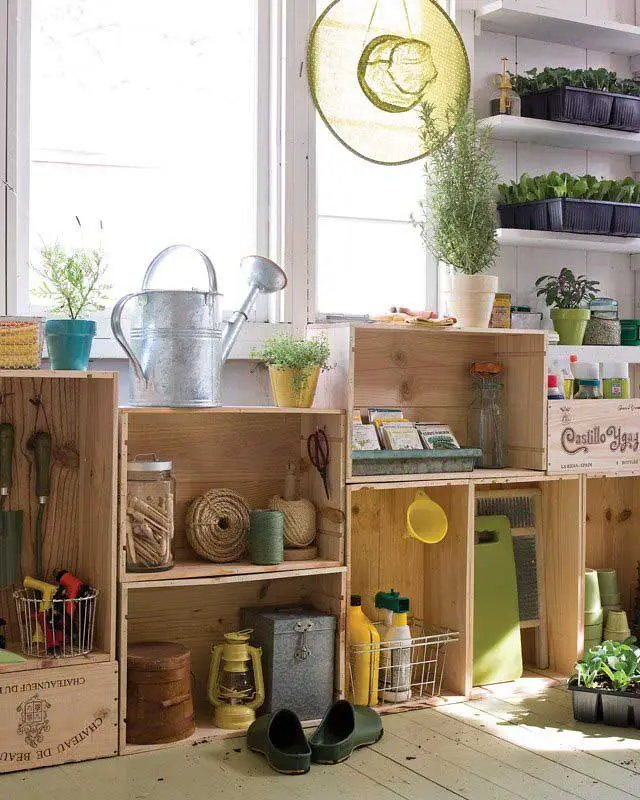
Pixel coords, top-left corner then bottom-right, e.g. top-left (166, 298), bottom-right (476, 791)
top-left (351, 448), bottom-right (482, 476)
top-left (612, 203), bottom-right (640, 236)
top-left (498, 198), bottom-right (616, 235)
top-left (520, 86), bottom-right (640, 132)
top-left (570, 684), bottom-right (640, 728)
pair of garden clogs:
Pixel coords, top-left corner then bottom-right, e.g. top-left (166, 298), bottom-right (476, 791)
top-left (246, 699), bottom-right (383, 775)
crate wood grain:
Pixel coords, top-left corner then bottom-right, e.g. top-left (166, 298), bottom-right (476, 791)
top-left (548, 400), bottom-right (640, 474)
top-left (0, 661), bottom-right (118, 773)
top-left (0, 374), bottom-right (118, 660)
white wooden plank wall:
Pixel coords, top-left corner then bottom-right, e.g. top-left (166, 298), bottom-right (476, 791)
top-left (473, 0), bottom-right (638, 318)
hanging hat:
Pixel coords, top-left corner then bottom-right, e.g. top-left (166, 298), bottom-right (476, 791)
top-left (308, 0), bottom-right (470, 165)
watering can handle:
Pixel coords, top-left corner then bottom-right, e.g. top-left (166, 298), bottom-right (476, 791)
top-left (142, 245), bottom-right (218, 294)
top-left (110, 293), bottom-right (148, 384)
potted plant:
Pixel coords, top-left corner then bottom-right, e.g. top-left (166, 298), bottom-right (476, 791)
top-left (570, 639), bottom-right (640, 727)
top-left (509, 66), bottom-right (640, 132)
top-left (535, 268), bottom-right (600, 345)
top-left (416, 101), bottom-right (500, 328)
top-left (498, 172), bottom-right (640, 236)
top-left (251, 334), bottom-right (331, 408)
top-left (33, 242), bottom-right (110, 370)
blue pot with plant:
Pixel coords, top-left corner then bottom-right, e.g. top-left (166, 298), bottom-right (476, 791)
top-left (34, 242), bottom-right (110, 370)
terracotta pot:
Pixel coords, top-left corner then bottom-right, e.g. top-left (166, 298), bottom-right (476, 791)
top-left (446, 273), bottom-right (498, 328)
top-left (268, 366), bottom-right (320, 408)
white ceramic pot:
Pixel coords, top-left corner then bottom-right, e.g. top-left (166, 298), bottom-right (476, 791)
top-left (446, 273), bottom-right (499, 328)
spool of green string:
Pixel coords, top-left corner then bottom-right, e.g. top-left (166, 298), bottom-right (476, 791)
top-left (249, 510), bottom-right (284, 566)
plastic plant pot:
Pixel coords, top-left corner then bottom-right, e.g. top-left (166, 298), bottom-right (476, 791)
top-left (551, 308), bottom-right (590, 346)
top-left (547, 198), bottom-right (614, 234)
top-left (584, 610), bottom-right (604, 626)
top-left (570, 685), bottom-right (602, 723)
top-left (521, 87), bottom-right (614, 126)
top-left (513, 200), bottom-right (549, 231)
top-left (610, 94), bottom-right (640, 132)
top-left (612, 204), bottom-right (640, 236)
top-left (497, 204), bottom-right (516, 229)
top-left (600, 691), bottom-right (640, 728)
top-left (584, 568), bottom-right (602, 611)
top-left (45, 319), bottom-right (96, 371)
top-left (605, 610), bottom-right (630, 633)
top-left (597, 569), bottom-right (620, 597)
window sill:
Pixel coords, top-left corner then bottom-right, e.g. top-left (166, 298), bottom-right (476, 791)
top-left (85, 321), bottom-right (293, 361)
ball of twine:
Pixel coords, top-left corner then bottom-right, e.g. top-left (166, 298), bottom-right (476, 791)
top-left (186, 489), bottom-right (250, 563)
top-left (269, 496), bottom-right (316, 547)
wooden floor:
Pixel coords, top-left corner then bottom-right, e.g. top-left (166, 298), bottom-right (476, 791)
top-left (2, 677), bottom-right (640, 799)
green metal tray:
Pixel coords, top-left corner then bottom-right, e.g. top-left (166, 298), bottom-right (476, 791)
top-left (351, 448), bottom-right (482, 476)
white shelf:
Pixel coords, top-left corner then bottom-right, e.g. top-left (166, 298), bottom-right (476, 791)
top-left (479, 116), bottom-right (640, 155)
top-left (477, 1), bottom-right (640, 55)
top-left (497, 228), bottom-right (640, 253)
top-left (550, 344), bottom-right (640, 363)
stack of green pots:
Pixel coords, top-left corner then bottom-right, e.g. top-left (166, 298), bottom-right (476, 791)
top-left (584, 568), bottom-right (603, 650)
top-left (597, 569), bottom-right (623, 626)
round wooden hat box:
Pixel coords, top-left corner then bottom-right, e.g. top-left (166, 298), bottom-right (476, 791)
top-left (126, 642), bottom-right (196, 745)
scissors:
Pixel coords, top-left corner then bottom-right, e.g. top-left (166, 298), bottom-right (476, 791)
top-left (307, 428), bottom-right (330, 500)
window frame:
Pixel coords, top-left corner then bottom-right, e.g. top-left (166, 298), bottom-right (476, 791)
top-left (5, 0), bottom-right (464, 357)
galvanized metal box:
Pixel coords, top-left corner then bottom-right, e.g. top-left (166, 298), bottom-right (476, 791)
top-left (241, 606), bottom-right (336, 721)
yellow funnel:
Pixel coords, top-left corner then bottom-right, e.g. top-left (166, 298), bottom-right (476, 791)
top-left (406, 491), bottom-right (448, 544)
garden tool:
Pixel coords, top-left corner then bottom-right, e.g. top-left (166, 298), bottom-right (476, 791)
top-left (0, 421), bottom-right (23, 588)
top-left (56, 569), bottom-right (90, 620)
top-left (30, 431), bottom-right (51, 581)
top-left (24, 576), bottom-right (57, 645)
top-left (406, 491), bottom-right (448, 543)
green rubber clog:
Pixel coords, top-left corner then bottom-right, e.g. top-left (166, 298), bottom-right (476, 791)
top-left (309, 700), bottom-right (383, 764)
top-left (247, 709), bottom-right (311, 775)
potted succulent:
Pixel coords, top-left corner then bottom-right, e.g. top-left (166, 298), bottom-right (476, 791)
top-left (570, 639), bottom-right (640, 728)
top-left (33, 242), bottom-right (110, 370)
top-left (509, 67), bottom-right (640, 132)
top-left (251, 334), bottom-right (331, 408)
top-left (535, 268), bottom-right (600, 345)
top-left (416, 101), bottom-right (499, 328)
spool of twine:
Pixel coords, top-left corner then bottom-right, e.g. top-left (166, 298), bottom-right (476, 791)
top-left (249, 510), bottom-right (284, 566)
top-left (186, 489), bottom-right (250, 563)
top-left (269, 496), bottom-right (316, 547)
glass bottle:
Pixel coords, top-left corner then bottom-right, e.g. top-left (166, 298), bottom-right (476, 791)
top-left (574, 379), bottom-right (601, 400)
top-left (471, 372), bottom-right (506, 468)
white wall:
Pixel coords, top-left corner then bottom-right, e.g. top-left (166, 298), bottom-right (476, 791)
top-left (473, 0), bottom-right (639, 321)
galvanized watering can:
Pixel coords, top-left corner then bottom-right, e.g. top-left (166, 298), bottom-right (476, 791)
top-left (111, 245), bottom-right (287, 407)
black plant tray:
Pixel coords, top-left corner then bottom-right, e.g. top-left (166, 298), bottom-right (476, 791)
top-left (612, 203), bottom-right (640, 236)
top-left (520, 86), bottom-right (640, 132)
top-left (498, 198), bottom-right (615, 235)
top-left (570, 684), bottom-right (640, 728)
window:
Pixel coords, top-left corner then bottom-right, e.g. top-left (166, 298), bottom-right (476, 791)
top-left (28, 0), bottom-right (265, 319)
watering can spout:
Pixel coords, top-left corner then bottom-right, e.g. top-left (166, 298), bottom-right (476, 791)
top-left (221, 256), bottom-right (287, 362)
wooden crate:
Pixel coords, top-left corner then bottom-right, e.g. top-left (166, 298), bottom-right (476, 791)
top-left (119, 407), bottom-right (346, 583)
top-left (312, 324), bottom-right (548, 481)
top-left (0, 661), bottom-right (118, 773)
top-left (548, 400), bottom-right (640, 474)
top-left (119, 570), bottom-right (346, 753)
top-left (0, 372), bottom-right (119, 662)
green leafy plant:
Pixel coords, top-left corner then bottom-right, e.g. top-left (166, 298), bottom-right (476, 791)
top-left (499, 173), bottom-right (640, 205)
top-left (573, 639), bottom-right (640, 692)
top-left (415, 100), bottom-right (499, 275)
top-left (535, 268), bottom-right (600, 309)
top-left (509, 66), bottom-right (640, 97)
top-left (32, 242), bottom-right (111, 319)
top-left (251, 334), bottom-right (332, 392)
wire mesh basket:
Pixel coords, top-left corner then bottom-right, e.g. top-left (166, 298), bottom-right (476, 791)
top-left (14, 587), bottom-right (99, 658)
top-left (349, 620), bottom-right (458, 708)
top-left (0, 316), bottom-right (44, 369)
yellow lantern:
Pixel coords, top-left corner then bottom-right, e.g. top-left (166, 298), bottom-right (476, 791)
top-left (207, 630), bottom-right (265, 730)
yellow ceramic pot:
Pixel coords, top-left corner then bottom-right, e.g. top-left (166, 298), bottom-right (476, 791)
top-left (268, 365), bottom-right (320, 408)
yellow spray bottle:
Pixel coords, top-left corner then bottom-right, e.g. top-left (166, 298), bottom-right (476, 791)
top-left (348, 595), bottom-right (380, 706)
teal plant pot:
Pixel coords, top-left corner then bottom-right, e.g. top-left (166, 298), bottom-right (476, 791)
top-left (45, 319), bottom-right (96, 371)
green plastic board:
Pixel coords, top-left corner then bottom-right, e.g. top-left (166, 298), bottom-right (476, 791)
top-left (473, 514), bottom-right (523, 686)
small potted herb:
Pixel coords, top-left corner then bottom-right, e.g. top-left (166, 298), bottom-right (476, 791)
top-left (570, 639), bottom-right (640, 727)
top-left (251, 334), bottom-right (331, 408)
top-left (416, 101), bottom-right (500, 327)
top-left (509, 66), bottom-right (640, 132)
top-left (535, 268), bottom-right (600, 345)
top-left (33, 242), bottom-right (110, 370)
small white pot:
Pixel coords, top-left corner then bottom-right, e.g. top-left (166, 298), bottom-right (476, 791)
top-left (446, 273), bottom-right (499, 328)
